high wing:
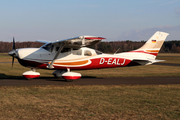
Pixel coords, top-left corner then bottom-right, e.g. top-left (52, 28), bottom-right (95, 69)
top-left (37, 35), bottom-right (105, 48)
top-left (37, 35), bottom-right (105, 69)
top-left (52, 35), bottom-right (105, 48)
top-left (36, 40), bottom-right (50, 44)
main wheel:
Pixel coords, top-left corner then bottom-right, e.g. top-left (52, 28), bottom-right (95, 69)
top-left (26, 78), bottom-right (33, 80)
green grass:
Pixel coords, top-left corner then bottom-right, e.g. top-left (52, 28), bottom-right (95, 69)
top-left (157, 53), bottom-right (180, 64)
top-left (0, 85), bottom-right (180, 119)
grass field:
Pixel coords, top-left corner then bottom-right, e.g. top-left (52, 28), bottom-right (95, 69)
top-left (0, 85), bottom-right (180, 119)
top-left (0, 53), bottom-right (180, 119)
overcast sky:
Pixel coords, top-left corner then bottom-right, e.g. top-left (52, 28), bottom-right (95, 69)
top-left (0, 0), bottom-right (180, 42)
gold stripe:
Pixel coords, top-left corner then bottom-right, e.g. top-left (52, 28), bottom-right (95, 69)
top-left (146, 50), bottom-right (159, 52)
top-left (53, 60), bottom-right (89, 66)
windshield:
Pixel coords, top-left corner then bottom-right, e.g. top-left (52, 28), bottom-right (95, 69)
top-left (42, 43), bottom-right (53, 52)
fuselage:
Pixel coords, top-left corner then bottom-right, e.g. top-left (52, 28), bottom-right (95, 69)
top-left (15, 46), bottom-right (135, 70)
top-left (13, 32), bottom-right (166, 70)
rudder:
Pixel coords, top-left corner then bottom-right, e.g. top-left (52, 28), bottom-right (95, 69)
top-left (135, 31), bottom-right (169, 56)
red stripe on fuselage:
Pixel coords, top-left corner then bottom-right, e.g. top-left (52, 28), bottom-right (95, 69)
top-left (17, 57), bottom-right (132, 70)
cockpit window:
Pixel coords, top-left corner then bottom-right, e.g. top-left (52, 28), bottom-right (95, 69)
top-left (84, 50), bottom-right (92, 56)
top-left (55, 47), bottom-right (71, 54)
top-left (61, 48), bottom-right (71, 53)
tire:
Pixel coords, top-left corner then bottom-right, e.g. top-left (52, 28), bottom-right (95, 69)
top-left (26, 78), bottom-right (33, 80)
top-left (65, 79), bottom-right (74, 82)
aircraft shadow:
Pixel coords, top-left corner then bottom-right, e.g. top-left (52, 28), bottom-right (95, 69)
top-left (0, 73), bottom-right (100, 82)
top-left (42, 76), bottom-right (98, 82)
top-left (0, 73), bottom-right (25, 80)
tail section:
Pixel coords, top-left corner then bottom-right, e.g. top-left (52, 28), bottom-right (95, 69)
top-left (116, 31), bottom-right (169, 66)
top-left (134, 31), bottom-right (169, 56)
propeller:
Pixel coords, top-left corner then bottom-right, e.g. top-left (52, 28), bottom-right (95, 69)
top-left (8, 37), bottom-right (16, 68)
top-left (12, 37), bottom-right (15, 68)
top-left (13, 37), bottom-right (15, 50)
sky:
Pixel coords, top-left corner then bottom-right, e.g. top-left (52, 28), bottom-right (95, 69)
top-left (0, 0), bottom-right (180, 42)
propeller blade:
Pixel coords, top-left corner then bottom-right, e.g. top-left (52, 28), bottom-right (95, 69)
top-left (12, 56), bottom-right (15, 68)
top-left (12, 37), bottom-right (16, 68)
top-left (13, 37), bottom-right (15, 50)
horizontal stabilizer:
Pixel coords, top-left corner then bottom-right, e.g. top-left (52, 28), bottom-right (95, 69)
top-left (128, 58), bottom-right (165, 66)
top-left (150, 59), bottom-right (165, 63)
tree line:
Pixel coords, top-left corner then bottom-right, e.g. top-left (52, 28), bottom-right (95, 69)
top-left (0, 40), bottom-right (180, 53)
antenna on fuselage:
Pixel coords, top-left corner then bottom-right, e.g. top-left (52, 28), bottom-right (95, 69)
top-left (114, 48), bottom-right (120, 54)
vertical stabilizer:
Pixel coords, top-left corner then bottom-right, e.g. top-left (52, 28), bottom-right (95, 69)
top-left (134, 31), bottom-right (169, 56)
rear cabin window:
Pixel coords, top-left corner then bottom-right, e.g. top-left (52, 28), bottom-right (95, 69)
top-left (84, 50), bottom-right (92, 56)
top-left (72, 49), bottom-right (82, 55)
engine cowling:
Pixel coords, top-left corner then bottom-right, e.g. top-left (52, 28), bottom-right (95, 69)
top-left (23, 71), bottom-right (40, 79)
top-left (62, 72), bottom-right (81, 80)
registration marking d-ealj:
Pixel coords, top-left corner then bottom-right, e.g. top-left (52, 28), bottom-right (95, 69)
top-left (99, 58), bottom-right (126, 65)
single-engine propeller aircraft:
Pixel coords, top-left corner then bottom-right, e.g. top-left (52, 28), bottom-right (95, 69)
top-left (8, 31), bottom-right (169, 81)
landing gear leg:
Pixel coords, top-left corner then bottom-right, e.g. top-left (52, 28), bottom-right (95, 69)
top-left (52, 68), bottom-right (81, 82)
top-left (52, 70), bottom-right (67, 78)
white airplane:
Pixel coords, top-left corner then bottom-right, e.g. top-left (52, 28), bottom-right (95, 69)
top-left (8, 31), bottom-right (169, 81)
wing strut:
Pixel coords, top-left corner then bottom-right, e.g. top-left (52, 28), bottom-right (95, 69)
top-left (47, 43), bottom-right (67, 69)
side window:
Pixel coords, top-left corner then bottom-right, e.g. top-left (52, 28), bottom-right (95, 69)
top-left (55, 47), bottom-right (71, 53)
top-left (61, 48), bottom-right (71, 53)
top-left (56, 47), bottom-right (59, 51)
top-left (84, 50), bottom-right (92, 56)
top-left (72, 49), bottom-right (82, 55)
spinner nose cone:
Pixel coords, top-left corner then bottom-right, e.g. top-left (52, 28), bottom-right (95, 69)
top-left (8, 49), bottom-right (18, 57)
top-left (8, 50), bottom-right (16, 56)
